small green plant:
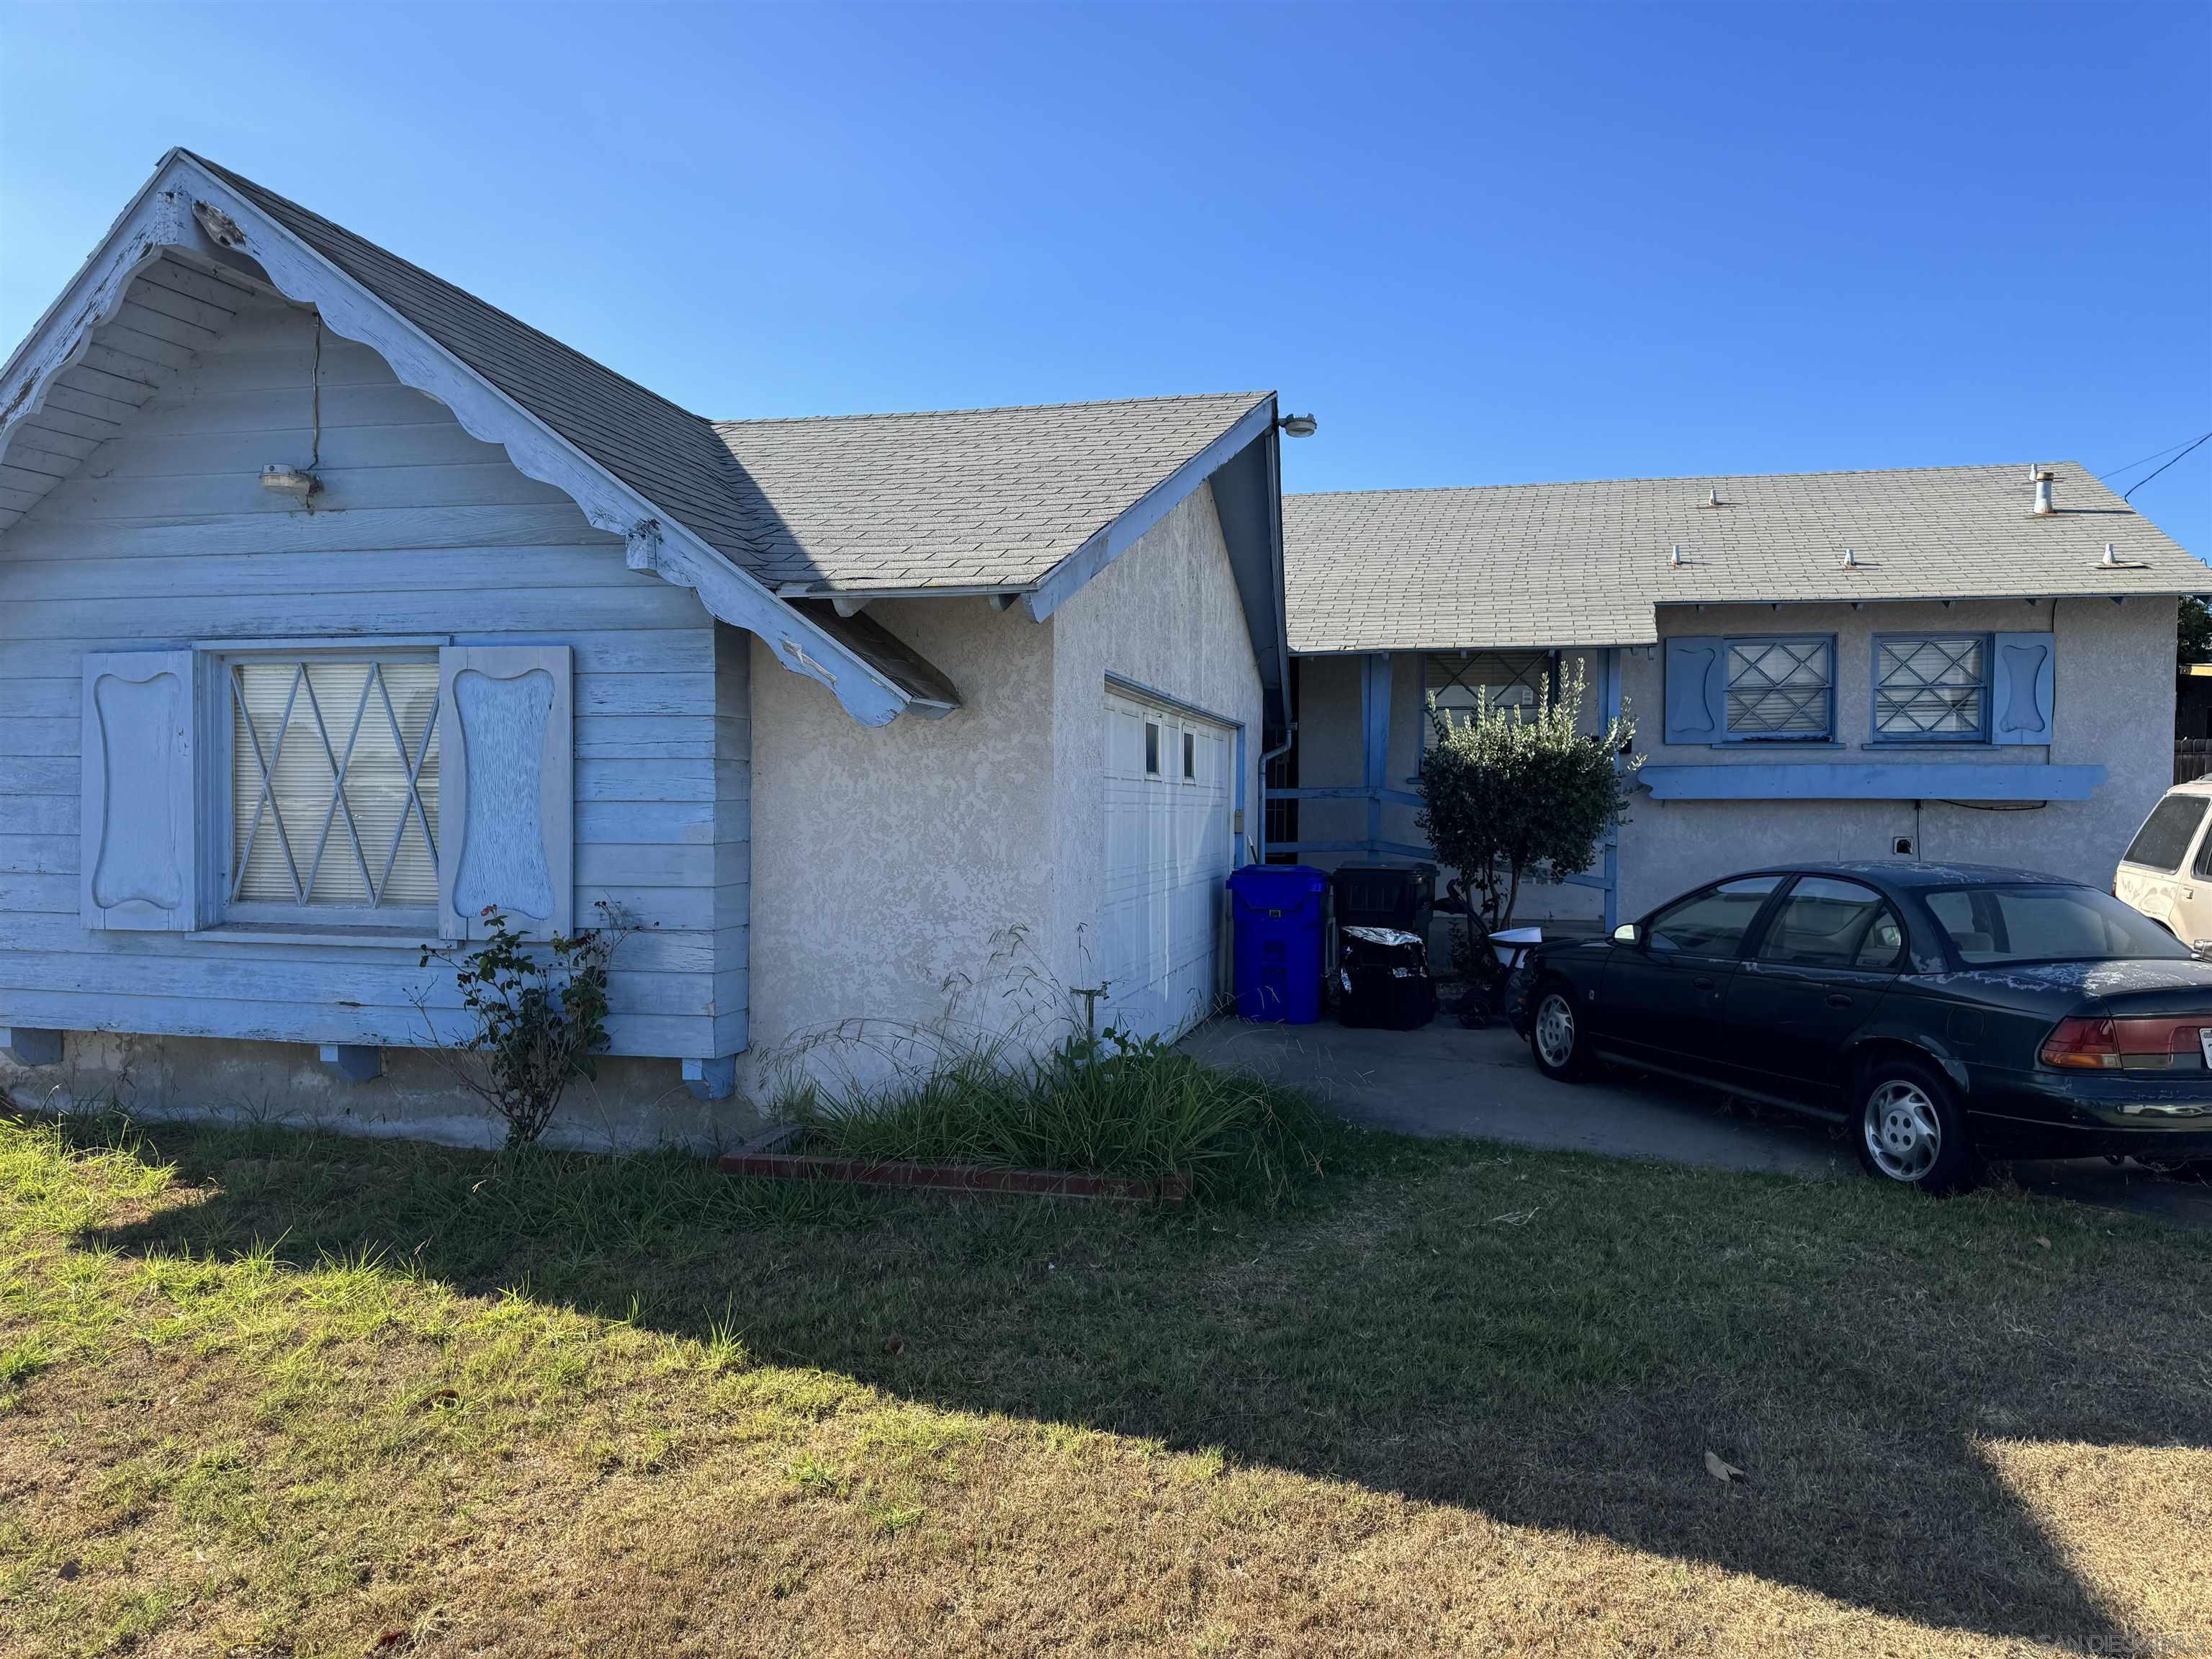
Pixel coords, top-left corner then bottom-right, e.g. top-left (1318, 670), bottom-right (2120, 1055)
top-left (1417, 661), bottom-right (1641, 932)
top-left (416, 904), bottom-right (631, 1148)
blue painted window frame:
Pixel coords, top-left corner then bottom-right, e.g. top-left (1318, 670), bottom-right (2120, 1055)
top-left (1717, 634), bottom-right (1836, 744)
top-left (1869, 632), bottom-right (1992, 745)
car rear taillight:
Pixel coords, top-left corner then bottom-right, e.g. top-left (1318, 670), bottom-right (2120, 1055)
top-left (2041, 1016), bottom-right (2210, 1071)
top-left (2042, 1017), bottom-right (2120, 1069)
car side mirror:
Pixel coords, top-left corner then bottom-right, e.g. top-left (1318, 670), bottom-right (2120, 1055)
top-left (1611, 922), bottom-right (1640, 945)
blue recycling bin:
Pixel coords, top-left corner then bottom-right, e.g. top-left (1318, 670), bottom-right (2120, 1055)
top-left (1226, 864), bottom-right (1328, 1024)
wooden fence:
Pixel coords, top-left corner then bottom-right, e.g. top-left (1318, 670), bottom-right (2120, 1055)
top-left (2177, 740), bottom-right (2212, 785)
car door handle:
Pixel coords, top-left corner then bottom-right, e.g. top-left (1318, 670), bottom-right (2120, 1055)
top-left (1693, 976), bottom-right (1717, 990)
top-left (1827, 993), bottom-right (1856, 1008)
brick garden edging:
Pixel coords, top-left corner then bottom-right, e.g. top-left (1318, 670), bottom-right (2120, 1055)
top-left (715, 1150), bottom-right (1190, 1205)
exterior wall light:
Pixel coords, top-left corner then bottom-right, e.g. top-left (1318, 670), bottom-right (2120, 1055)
top-left (1276, 413), bottom-right (1317, 438)
top-left (259, 464), bottom-right (320, 497)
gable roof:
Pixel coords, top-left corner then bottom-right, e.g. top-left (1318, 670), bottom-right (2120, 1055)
top-left (1, 150), bottom-right (1285, 721)
top-left (713, 392), bottom-right (1272, 590)
top-left (1285, 460), bottom-right (2206, 654)
top-left (184, 152), bottom-right (770, 570)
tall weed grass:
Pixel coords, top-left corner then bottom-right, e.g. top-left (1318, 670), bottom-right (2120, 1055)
top-left (784, 1028), bottom-right (1322, 1208)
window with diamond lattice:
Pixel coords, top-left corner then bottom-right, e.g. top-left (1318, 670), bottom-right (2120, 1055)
top-left (1423, 652), bottom-right (1552, 749)
top-left (1875, 636), bottom-right (1988, 742)
top-left (1725, 638), bottom-right (1833, 739)
top-left (230, 658), bottom-right (441, 917)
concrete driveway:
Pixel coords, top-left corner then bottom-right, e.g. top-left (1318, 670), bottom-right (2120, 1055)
top-left (1181, 1013), bottom-right (2212, 1228)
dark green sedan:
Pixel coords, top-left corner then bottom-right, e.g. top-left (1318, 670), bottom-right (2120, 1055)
top-left (1511, 862), bottom-right (2212, 1192)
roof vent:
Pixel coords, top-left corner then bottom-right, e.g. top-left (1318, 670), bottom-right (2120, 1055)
top-left (1669, 544), bottom-right (1686, 568)
top-left (2100, 542), bottom-right (2121, 567)
top-left (1841, 547), bottom-right (1858, 569)
top-left (1703, 488), bottom-right (1721, 508)
top-left (2032, 466), bottom-right (2056, 516)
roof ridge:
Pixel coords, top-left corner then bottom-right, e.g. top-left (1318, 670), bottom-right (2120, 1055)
top-left (712, 390), bottom-right (1272, 428)
top-left (1287, 460), bottom-right (2108, 501)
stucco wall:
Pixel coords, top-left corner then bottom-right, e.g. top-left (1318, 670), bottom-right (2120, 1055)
top-left (1285, 596), bottom-right (2173, 934)
top-left (747, 595), bottom-right (1058, 1086)
top-left (1047, 484), bottom-right (1265, 1000)
top-left (1614, 596), bottom-right (2175, 915)
top-left (746, 483), bottom-right (1264, 1094)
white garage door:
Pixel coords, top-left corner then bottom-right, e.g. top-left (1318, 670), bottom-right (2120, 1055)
top-left (1099, 688), bottom-right (1234, 1043)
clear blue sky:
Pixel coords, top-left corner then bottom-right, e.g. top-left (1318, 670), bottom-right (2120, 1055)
top-left (4, 1), bottom-right (2207, 558)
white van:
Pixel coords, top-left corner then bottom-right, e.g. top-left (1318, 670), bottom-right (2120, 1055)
top-left (2116, 779), bottom-right (2212, 950)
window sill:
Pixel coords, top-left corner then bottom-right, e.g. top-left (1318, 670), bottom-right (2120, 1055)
top-left (1706, 739), bottom-right (1843, 750)
top-left (189, 924), bottom-right (443, 950)
top-left (1859, 742), bottom-right (2031, 752)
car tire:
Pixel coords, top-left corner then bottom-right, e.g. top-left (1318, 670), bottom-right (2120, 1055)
top-left (1528, 980), bottom-right (1593, 1082)
top-left (1853, 1055), bottom-right (1976, 1194)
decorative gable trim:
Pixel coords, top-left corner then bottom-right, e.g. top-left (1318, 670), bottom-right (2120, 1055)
top-left (0, 153), bottom-right (917, 728)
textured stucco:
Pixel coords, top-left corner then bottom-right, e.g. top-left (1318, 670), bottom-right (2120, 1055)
top-left (747, 597), bottom-right (1058, 1081)
top-left (745, 484), bottom-right (1262, 1093)
top-left (1287, 595), bottom-right (2175, 930)
top-left (1047, 485), bottom-right (1265, 999)
top-left (1614, 596), bottom-right (2175, 916)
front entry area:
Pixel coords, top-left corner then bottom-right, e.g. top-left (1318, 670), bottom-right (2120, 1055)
top-left (1098, 686), bottom-right (1234, 1043)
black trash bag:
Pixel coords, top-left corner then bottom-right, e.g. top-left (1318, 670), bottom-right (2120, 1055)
top-left (1335, 925), bottom-right (1438, 1031)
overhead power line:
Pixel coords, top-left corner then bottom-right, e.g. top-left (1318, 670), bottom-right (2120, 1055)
top-left (2122, 431), bottom-right (2212, 502)
top-left (2098, 434), bottom-right (2202, 481)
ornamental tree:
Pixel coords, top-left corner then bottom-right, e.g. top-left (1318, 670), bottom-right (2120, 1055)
top-left (1416, 662), bottom-right (1642, 932)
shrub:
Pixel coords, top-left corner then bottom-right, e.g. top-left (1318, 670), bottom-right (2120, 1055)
top-left (1416, 662), bottom-right (1641, 933)
top-left (417, 904), bottom-right (632, 1148)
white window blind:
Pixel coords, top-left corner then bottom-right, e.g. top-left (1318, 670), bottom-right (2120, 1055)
top-left (230, 658), bottom-right (441, 912)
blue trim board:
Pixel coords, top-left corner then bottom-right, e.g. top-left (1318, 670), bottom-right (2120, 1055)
top-left (1268, 786), bottom-right (1424, 807)
top-left (1271, 840), bottom-right (1435, 861)
top-left (1639, 763), bottom-right (2104, 801)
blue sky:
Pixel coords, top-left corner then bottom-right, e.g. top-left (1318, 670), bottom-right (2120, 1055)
top-left (4, 1), bottom-right (2207, 557)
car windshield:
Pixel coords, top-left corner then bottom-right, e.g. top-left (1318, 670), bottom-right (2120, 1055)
top-left (1923, 884), bottom-right (2193, 966)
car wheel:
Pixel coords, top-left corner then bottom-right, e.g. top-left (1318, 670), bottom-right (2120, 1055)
top-left (1854, 1056), bottom-right (1975, 1194)
top-left (1529, 981), bottom-right (1593, 1082)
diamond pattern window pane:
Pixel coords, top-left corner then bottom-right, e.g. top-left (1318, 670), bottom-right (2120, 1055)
top-left (1876, 636), bottom-right (1987, 739)
top-left (231, 660), bottom-right (440, 909)
top-left (1726, 639), bottom-right (1832, 736)
top-left (1423, 652), bottom-right (1550, 747)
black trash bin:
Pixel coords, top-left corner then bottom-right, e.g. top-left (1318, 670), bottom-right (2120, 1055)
top-left (1334, 925), bottom-right (1437, 1030)
top-left (1329, 863), bottom-right (1436, 937)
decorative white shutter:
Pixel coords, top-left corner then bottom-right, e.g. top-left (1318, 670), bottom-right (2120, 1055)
top-left (81, 650), bottom-right (198, 931)
top-left (438, 646), bottom-right (573, 940)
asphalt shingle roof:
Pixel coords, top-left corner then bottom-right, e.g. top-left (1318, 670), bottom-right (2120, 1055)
top-left (188, 153), bottom-right (1268, 598)
top-left (714, 393), bottom-right (1272, 590)
top-left (185, 151), bottom-right (770, 570)
top-left (1285, 462), bottom-right (2205, 654)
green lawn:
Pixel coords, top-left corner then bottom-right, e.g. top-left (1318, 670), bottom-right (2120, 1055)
top-left (2, 1107), bottom-right (2208, 1657)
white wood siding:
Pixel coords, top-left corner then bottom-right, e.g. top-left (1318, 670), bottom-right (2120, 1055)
top-left (0, 295), bottom-right (742, 1059)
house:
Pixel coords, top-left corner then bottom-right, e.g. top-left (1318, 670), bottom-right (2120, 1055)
top-left (1277, 464), bottom-right (2200, 932)
top-left (0, 150), bottom-right (1290, 1146)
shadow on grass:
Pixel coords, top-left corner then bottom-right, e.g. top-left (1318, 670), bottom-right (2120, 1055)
top-left (55, 1110), bottom-right (2212, 1647)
